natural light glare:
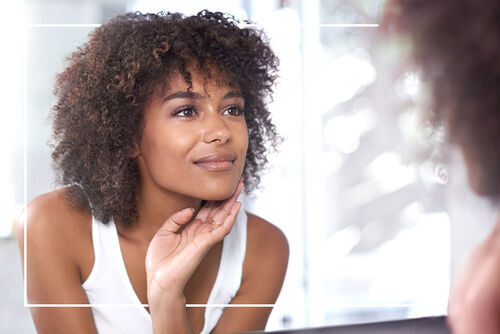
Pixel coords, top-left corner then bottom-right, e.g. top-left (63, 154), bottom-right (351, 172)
top-left (322, 210), bottom-right (450, 314)
top-left (324, 225), bottom-right (361, 260)
top-left (324, 109), bottom-right (377, 154)
top-left (363, 0), bottom-right (383, 17)
top-left (377, 212), bottom-right (450, 315)
top-left (342, 181), bottom-right (387, 209)
top-left (395, 71), bottom-right (421, 100)
top-left (334, 4), bottom-right (357, 24)
top-left (324, 53), bottom-right (376, 108)
top-left (399, 202), bottom-right (423, 224)
top-left (323, 150), bottom-right (343, 173)
top-left (398, 108), bottom-right (420, 144)
top-left (367, 152), bottom-right (416, 193)
top-left (0, 1), bottom-right (25, 237)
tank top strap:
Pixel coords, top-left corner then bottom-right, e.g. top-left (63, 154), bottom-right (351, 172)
top-left (82, 215), bottom-right (102, 288)
top-left (201, 208), bottom-right (248, 334)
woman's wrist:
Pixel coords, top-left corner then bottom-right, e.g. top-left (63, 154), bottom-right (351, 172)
top-left (148, 286), bottom-right (192, 334)
top-left (147, 276), bottom-right (185, 305)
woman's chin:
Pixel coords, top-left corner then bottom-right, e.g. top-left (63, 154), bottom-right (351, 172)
top-left (198, 183), bottom-right (239, 201)
top-left (201, 191), bottom-right (236, 202)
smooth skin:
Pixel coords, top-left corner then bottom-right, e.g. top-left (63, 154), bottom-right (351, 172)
top-left (446, 149), bottom-right (500, 334)
top-left (17, 70), bottom-right (289, 334)
top-left (448, 216), bottom-right (500, 334)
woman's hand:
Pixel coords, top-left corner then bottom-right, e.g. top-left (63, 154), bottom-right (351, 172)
top-left (145, 180), bottom-right (244, 299)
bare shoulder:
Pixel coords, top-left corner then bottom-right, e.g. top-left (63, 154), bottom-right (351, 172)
top-left (15, 189), bottom-right (97, 331)
top-left (244, 212), bottom-right (289, 280)
top-left (448, 227), bottom-right (500, 333)
top-left (17, 188), bottom-right (91, 243)
top-left (246, 212), bottom-right (289, 256)
top-left (212, 215), bottom-right (288, 331)
top-left (16, 188), bottom-right (93, 281)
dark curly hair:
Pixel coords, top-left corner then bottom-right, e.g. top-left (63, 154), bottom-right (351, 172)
top-left (385, 0), bottom-right (500, 198)
top-left (51, 10), bottom-right (280, 225)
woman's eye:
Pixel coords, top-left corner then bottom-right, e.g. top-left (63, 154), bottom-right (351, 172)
top-left (173, 107), bottom-right (196, 118)
top-left (223, 106), bottom-right (244, 116)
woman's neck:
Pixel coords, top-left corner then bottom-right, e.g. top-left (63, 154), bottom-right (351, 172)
top-left (120, 185), bottom-right (203, 244)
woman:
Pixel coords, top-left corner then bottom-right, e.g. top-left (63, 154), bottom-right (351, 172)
top-left (384, 1), bottom-right (500, 333)
top-left (17, 10), bottom-right (289, 334)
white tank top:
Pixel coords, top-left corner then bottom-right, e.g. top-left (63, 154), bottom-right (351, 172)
top-left (82, 208), bottom-right (248, 334)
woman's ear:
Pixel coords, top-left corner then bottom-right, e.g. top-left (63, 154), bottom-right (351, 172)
top-left (130, 140), bottom-right (141, 158)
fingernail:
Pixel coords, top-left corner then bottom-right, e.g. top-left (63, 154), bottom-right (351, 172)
top-left (232, 201), bottom-right (242, 214)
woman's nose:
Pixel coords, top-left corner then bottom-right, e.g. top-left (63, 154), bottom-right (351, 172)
top-left (202, 112), bottom-right (232, 144)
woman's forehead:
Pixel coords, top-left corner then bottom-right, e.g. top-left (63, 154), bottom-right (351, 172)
top-left (157, 68), bottom-right (241, 97)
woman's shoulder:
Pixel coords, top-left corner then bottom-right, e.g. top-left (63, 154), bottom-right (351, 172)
top-left (16, 189), bottom-right (96, 306)
top-left (246, 212), bottom-right (288, 249)
top-left (232, 211), bottom-right (288, 304)
top-left (18, 188), bottom-right (91, 232)
top-left (16, 188), bottom-right (93, 264)
top-left (244, 211), bottom-right (289, 269)
top-left (448, 226), bottom-right (500, 333)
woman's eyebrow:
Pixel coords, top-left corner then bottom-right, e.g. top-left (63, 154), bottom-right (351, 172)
top-left (162, 90), bottom-right (243, 102)
top-left (162, 91), bottom-right (202, 102)
top-left (224, 91), bottom-right (243, 99)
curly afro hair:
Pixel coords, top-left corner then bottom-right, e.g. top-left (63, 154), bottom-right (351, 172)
top-left (385, 0), bottom-right (500, 198)
top-left (51, 10), bottom-right (280, 225)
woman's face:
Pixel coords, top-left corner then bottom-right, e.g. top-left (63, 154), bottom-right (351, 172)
top-left (135, 70), bottom-right (248, 201)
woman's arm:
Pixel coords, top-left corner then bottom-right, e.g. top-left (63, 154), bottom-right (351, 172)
top-left (213, 213), bottom-right (289, 333)
top-left (146, 181), bottom-right (245, 334)
top-left (16, 191), bottom-right (98, 334)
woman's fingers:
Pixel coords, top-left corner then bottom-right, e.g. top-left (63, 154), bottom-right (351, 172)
top-left (220, 201), bottom-right (242, 230)
top-left (195, 203), bottom-right (210, 222)
top-left (209, 201), bottom-right (242, 235)
top-left (203, 179), bottom-right (244, 222)
top-left (185, 201), bottom-right (240, 253)
top-left (158, 180), bottom-right (244, 237)
top-left (196, 200), bottom-right (217, 222)
top-left (157, 207), bottom-right (195, 234)
top-left (206, 181), bottom-right (242, 225)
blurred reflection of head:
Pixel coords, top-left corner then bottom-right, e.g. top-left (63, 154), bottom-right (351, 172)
top-left (384, 0), bottom-right (500, 201)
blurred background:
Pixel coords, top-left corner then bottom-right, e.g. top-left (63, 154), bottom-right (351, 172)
top-left (1, 0), bottom-right (498, 333)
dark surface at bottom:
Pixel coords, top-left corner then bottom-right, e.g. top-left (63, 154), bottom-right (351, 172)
top-left (257, 316), bottom-right (450, 334)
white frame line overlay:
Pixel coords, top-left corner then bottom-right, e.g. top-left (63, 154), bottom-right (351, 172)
top-left (24, 21), bottom-right (378, 308)
top-left (28, 303), bottom-right (429, 308)
top-left (27, 23), bottom-right (379, 28)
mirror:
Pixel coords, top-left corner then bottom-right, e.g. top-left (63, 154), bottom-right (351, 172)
top-left (3, 0), bottom-right (497, 333)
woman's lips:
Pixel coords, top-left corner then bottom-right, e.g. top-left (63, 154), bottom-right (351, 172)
top-left (193, 153), bottom-right (235, 172)
top-left (195, 160), bottom-right (233, 171)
